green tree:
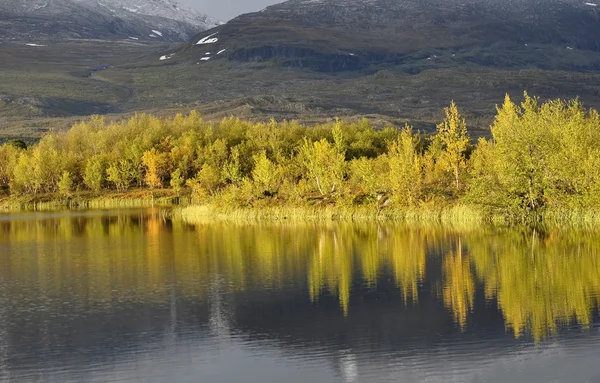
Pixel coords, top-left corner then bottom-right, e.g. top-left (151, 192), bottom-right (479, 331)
top-left (222, 147), bottom-right (243, 185)
top-left (83, 155), bottom-right (106, 192)
top-left (170, 168), bottom-right (185, 195)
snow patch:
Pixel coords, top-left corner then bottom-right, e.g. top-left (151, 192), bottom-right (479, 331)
top-left (196, 33), bottom-right (219, 45)
top-left (205, 52), bottom-right (211, 55)
top-left (200, 57), bottom-right (211, 61)
top-left (159, 53), bottom-right (175, 61)
top-left (25, 43), bottom-right (47, 47)
top-left (149, 34), bottom-right (157, 38)
top-left (128, 36), bottom-right (139, 40)
top-left (217, 49), bottom-right (227, 55)
top-left (567, 46), bottom-right (574, 50)
top-left (585, 2), bottom-right (597, 6)
top-left (349, 53), bottom-right (356, 56)
top-left (123, 6), bottom-right (139, 13)
top-left (152, 30), bottom-right (163, 37)
top-left (31, 2), bottom-right (48, 10)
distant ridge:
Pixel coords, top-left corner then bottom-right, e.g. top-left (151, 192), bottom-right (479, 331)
top-left (0, 0), bottom-right (220, 41)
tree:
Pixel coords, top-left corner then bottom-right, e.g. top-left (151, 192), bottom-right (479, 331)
top-left (222, 147), bottom-right (243, 185)
top-left (84, 155), bottom-right (106, 192)
top-left (387, 126), bottom-right (423, 206)
top-left (142, 148), bottom-right (169, 189)
top-left (251, 150), bottom-right (280, 196)
top-left (300, 138), bottom-right (346, 196)
top-left (170, 168), bottom-right (185, 196)
top-left (0, 144), bottom-right (21, 191)
top-left (10, 152), bottom-right (37, 195)
top-left (436, 101), bottom-right (470, 191)
top-left (106, 159), bottom-right (137, 192)
top-left (467, 94), bottom-right (559, 219)
top-left (58, 171), bottom-right (73, 198)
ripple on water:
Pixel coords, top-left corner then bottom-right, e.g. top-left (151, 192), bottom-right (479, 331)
top-left (0, 210), bottom-right (600, 382)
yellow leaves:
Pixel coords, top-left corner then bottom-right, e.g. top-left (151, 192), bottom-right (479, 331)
top-left (436, 101), bottom-right (470, 191)
top-left (141, 148), bottom-right (169, 189)
top-left (387, 126), bottom-right (423, 206)
top-left (300, 138), bottom-right (346, 196)
top-left (472, 92), bottom-right (600, 218)
top-left (251, 150), bottom-right (280, 195)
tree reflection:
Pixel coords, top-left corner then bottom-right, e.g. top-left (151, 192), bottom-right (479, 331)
top-left (1, 212), bottom-right (600, 341)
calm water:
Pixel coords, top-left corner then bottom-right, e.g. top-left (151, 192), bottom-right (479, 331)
top-left (1, 209), bottom-right (600, 383)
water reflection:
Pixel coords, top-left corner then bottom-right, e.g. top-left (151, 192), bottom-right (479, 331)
top-left (1, 210), bottom-right (600, 381)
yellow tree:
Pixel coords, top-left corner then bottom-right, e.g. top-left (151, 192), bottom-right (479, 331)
top-left (437, 101), bottom-right (470, 191)
top-left (0, 144), bottom-right (22, 192)
top-left (387, 126), bottom-right (422, 206)
top-left (142, 148), bottom-right (169, 189)
top-left (251, 150), bottom-right (279, 196)
top-left (300, 138), bottom-right (346, 196)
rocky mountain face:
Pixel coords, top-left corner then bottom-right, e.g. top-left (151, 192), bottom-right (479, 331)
top-left (182, 0), bottom-right (600, 71)
top-left (0, 0), bottom-right (219, 41)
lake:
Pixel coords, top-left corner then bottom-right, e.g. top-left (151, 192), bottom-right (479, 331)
top-left (1, 208), bottom-right (599, 383)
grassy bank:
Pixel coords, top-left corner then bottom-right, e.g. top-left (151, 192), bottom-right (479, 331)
top-left (178, 204), bottom-right (495, 225)
top-left (178, 204), bottom-right (600, 229)
top-left (0, 189), bottom-right (185, 212)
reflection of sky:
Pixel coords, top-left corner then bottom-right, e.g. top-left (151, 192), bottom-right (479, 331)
top-left (3, 325), bottom-right (599, 383)
top-left (3, 286), bottom-right (598, 383)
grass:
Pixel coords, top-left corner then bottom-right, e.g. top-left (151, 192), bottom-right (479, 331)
top-left (5, 34), bottom-right (600, 143)
top-left (177, 203), bottom-right (489, 226)
top-left (0, 189), bottom-right (185, 212)
top-left (177, 203), bottom-right (600, 229)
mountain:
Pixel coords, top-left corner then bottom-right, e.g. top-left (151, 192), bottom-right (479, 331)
top-left (4, 0), bottom-right (600, 142)
top-left (182, 0), bottom-right (600, 71)
top-left (0, 0), bottom-right (220, 41)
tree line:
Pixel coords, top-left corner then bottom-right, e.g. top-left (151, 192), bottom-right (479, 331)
top-left (1, 93), bottom-right (600, 222)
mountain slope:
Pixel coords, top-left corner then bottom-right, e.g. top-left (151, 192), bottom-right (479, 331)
top-left (180, 0), bottom-right (600, 71)
top-left (4, 0), bottom-right (600, 142)
top-left (0, 0), bottom-right (220, 41)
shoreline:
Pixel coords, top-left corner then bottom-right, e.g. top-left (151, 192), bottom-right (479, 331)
top-left (0, 189), bottom-right (184, 212)
top-left (3, 192), bottom-right (600, 229)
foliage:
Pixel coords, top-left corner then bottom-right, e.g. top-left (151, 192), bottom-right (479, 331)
top-left (57, 171), bottom-right (73, 198)
top-left (436, 101), bottom-right (471, 192)
top-left (2, 95), bottom-right (600, 224)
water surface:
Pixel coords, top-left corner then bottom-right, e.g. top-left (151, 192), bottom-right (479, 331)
top-left (1, 209), bottom-right (599, 382)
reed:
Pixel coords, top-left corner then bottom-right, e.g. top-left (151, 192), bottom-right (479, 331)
top-left (0, 190), bottom-right (188, 212)
top-left (177, 204), bottom-right (491, 228)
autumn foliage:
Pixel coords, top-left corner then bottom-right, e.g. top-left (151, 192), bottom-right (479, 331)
top-left (1, 94), bottom-right (599, 222)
